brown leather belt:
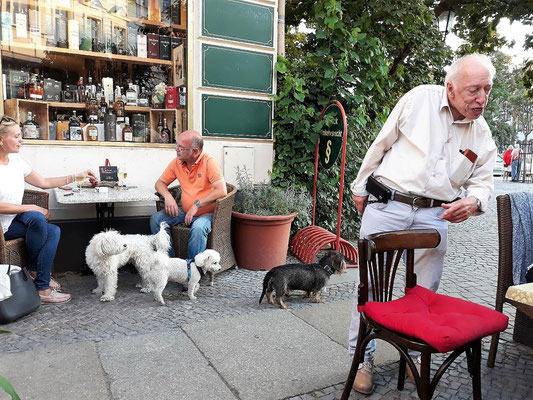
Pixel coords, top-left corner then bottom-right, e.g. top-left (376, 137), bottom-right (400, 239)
top-left (391, 191), bottom-right (450, 208)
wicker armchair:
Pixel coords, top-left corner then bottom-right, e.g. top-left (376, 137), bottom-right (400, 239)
top-left (0, 189), bottom-right (49, 267)
top-left (487, 194), bottom-right (533, 367)
top-left (155, 183), bottom-right (237, 273)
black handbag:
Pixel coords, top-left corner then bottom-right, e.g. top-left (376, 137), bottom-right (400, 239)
top-left (0, 251), bottom-right (40, 324)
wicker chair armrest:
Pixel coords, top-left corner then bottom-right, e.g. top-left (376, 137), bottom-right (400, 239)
top-left (22, 189), bottom-right (49, 209)
top-left (211, 184), bottom-right (237, 231)
top-left (496, 194), bottom-right (514, 310)
top-left (0, 220), bottom-right (7, 262)
top-left (155, 186), bottom-right (182, 212)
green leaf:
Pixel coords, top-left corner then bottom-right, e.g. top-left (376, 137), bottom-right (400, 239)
top-left (294, 92), bottom-right (305, 102)
top-left (324, 68), bottom-right (337, 79)
top-left (275, 62), bottom-right (288, 74)
top-left (0, 376), bottom-right (20, 400)
top-left (340, 73), bottom-right (356, 83)
top-left (316, 30), bottom-right (328, 39)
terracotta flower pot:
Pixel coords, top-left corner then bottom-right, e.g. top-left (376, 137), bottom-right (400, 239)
top-left (232, 211), bottom-right (298, 271)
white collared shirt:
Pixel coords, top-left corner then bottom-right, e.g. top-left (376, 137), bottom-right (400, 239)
top-left (350, 85), bottom-right (496, 211)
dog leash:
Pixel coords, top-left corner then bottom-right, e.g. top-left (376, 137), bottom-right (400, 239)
top-left (186, 259), bottom-right (192, 281)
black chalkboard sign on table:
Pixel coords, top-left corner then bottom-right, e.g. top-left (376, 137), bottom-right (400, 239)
top-left (99, 159), bottom-right (118, 182)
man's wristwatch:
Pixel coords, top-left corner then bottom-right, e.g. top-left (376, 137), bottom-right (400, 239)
top-left (194, 199), bottom-right (201, 208)
top-left (475, 197), bottom-right (482, 211)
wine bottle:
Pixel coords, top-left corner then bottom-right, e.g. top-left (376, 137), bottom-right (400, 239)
top-left (161, 117), bottom-right (171, 143)
top-left (22, 112), bottom-right (40, 139)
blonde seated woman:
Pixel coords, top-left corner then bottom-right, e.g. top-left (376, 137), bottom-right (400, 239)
top-left (0, 115), bottom-right (97, 304)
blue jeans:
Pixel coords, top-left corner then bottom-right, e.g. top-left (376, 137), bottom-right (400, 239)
top-left (4, 211), bottom-right (60, 291)
top-left (150, 209), bottom-right (212, 259)
top-left (511, 159), bottom-right (521, 182)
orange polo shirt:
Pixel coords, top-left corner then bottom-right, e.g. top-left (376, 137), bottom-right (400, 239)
top-left (160, 152), bottom-right (224, 215)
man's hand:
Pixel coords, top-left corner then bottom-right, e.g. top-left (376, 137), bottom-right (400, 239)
top-left (440, 197), bottom-right (478, 223)
top-left (352, 195), bottom-right (368, 214)
top-left (26, 204), bottom-right (50, 219)
top-left (164, 196), bottom-right (179, 217)
top-left (185, 204), bottom-right (198, 225)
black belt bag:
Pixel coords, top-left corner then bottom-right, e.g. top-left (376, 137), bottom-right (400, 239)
top-left (366, 176), bottom-right (451, 208)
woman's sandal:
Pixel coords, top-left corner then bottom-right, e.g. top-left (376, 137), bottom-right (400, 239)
top-left (28, 271), bottom-right (61, 291)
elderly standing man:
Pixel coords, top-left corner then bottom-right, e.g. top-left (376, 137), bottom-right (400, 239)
top-left (348, 54), bottom-right (497, 395)
top-left (150, 130), bottom-right (227, 261)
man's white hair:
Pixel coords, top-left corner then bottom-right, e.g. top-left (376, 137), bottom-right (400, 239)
top-left (445, 54), bottom-right (496, 85)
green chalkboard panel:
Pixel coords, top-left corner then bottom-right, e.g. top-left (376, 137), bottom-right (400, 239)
top-left (202, 44), bottom-right (273, 93)
top-left (202, 0), bottom-right (274, 47)
top-left (202, 94), bottom-right (272, 139)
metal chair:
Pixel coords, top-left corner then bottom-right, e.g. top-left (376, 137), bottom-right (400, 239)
top-left (0, 190), bottom-right (49, 267)
top-left (342, 229), bottom-right (508, 400)
top-left (487, 194), bottom-right (533, 367)
top-left (155, 183), bottom-right (237, 274)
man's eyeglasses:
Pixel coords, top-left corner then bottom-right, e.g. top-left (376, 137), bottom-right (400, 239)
top-left (176, 145), bottom-right (197, 152)
top-left (0, 115), bottom-right (16, 125)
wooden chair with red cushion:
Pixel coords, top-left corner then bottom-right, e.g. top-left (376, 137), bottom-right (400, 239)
top-left (341, 229), bottom-right (509, 400)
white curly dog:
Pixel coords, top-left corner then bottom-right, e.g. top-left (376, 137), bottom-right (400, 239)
top-left (148, 249), bottom-right (222, 305)
top-left (85, 222), bottom-right (170, 301)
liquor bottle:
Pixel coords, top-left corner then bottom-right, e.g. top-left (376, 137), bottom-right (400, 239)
top-left (138, 86), bottom-right (150, 107)
top-left (113, 87), bottom-right (125, 123)
top-left (179, 87), bottom-right (186, 109)
top-left (122, 117), bottom-right (133, 142)
top-left (157, 114), bottom-right (164, 142)
top-left (22, 112), bottom-right (40, 139)
top-left (14, 2), bottom-right (28, 39)
top-left (104, 108), bottom-right (117, 141)
top-left (87, 77), bottom-right (97, 100)
top-left (77, 77), bottom-right (86, 103)
top-left (95, 83), bottom-right (104, 101)
top-left (172, 118), bottom-right (177, 139)
top-left (87, 90), bottom-right (99, 118)
top-left (161, 117), bottom-right (171, 143)
top-left (29, 6), bottom-right (41, 41)
top-left (69, 111), bottom-right (83, 141)
top-left (55, 10), bottom-right (68, 48)
top-left (126, 82), bottom-right (137, 106)
top-left (43, 6), bottom-right (54, 46)
top-left (86, 116), bottom-right (99, 141)
top-left (148, 0), bottom-right (161, 22)
top-left (68, 18), bottom-right (79, 50)
top-left (1, 2), bottom-right (13, 43)
top-left (138, 0), bottom-right (148, 20)
top-left (28, 74), bottom-right (43, 100)
top-left (161, 0), bottom-right (172, 24)
top-left (102, 19), bottom-right (113, 54)
top-left (98, 96), bottom-right (108, 123)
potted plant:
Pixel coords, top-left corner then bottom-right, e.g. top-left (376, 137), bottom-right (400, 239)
top-left (232, 167), bottom-right (311, 270)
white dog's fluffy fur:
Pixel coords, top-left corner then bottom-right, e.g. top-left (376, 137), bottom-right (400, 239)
top-left (148, 249), bottom-right (222, 305)
top-left (85, 222), bottom-right (171, 301)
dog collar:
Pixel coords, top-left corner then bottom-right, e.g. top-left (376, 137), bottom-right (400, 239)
top-left (186, 259), bottom-right (192, 281)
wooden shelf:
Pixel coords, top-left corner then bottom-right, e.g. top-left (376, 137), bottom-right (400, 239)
top-left (5, 100), bottom-right (186, 113)
top-left (0, 41), bottom-right (173, 66)
top-left (22, 140), bottom-right (176, 148)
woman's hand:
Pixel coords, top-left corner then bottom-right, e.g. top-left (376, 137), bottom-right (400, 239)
top-left (76, 170), bottom-right (98, 186)
top-left (25, 204), bottom-right (50, 219)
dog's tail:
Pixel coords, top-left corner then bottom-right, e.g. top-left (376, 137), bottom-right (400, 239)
top-left (259, 271), bottom-right (272, 304)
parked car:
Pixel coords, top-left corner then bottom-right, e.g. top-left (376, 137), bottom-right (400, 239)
top-left (493, 154), bottom-right (504, 176)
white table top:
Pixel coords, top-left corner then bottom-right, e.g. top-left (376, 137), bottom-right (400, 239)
top-left (54, 186), bottom-right (159, 205)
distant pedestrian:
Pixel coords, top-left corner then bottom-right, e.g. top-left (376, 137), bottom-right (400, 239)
top-left (511, 144), bottom-right (521, 182)
top-left (503, 145), bottom-right (513, 181)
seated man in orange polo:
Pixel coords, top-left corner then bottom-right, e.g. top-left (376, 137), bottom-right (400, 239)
top-left (150, 130), bottom-right (227, 260)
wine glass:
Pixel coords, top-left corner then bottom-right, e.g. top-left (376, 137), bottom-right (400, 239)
top-left (118, 168), bottom-right (128, 188)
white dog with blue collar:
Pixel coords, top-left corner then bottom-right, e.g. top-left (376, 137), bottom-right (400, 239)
top-left (147, 249), bottom-right (222, 305)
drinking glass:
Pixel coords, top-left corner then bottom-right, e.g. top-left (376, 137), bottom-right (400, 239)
top-left (118, 168), bottom-right (128, 188)
top-left (75, 174), bottom-right (85, 192)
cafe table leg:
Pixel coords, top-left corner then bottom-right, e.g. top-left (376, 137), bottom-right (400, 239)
top-left (96, 202), bottom-right (115, 231)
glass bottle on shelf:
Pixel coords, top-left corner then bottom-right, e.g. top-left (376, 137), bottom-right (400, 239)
top-left (113, 87), bottom-right (125, 123)
top-left (55, 10), bottom-right (68, 48)
top-left (14, 2), bottom-right (28, 39)
top-left (80, 15), bottom-right (92, 51)
top-left (87, 88), bottom-right (99, 117)
top-left (126, 83), bottom-right (138, 106)
top-left (1, 2), bottom-right (13, 43)
top-left (29, 5), bottom-right (41, 40)
top-left (122, 117), bottom-right (133, 142)
top-left (179, 87), bottom-right (187, 109)
top-left (161, 117), bottom-right (171, 143)
top-left (104, 108), bottom-right (117, 141)
top-left (86, 116), bottom-right (99, 141)
top-left (69, 111), bottom-right (83, 141)
top-left (28, 74), bottom-right (43, 100)
top-left (98, 96), bottom-right (108, 123)
top-left (77, 77), bottom-right (86, 103)
top-left (157, 114), bottom-right (164, 142)
top-left (22, 112), bottom-right (40, 140)
top-left (148, 0), bottom-right (161, 22)
top-left (138, 86), bottom-right (150, 107)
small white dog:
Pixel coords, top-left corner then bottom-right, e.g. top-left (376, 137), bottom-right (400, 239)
top-left (85, 222), bottom-right (170, 301)
top-left (148, 249), bottom-right (222, 305)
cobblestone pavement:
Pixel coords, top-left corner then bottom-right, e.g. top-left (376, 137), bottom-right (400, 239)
top-left (2, 179), bottom-right (533, 399)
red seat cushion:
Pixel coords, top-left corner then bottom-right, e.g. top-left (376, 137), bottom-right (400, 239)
top-left (363, 285), bottom-right (509, 353)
